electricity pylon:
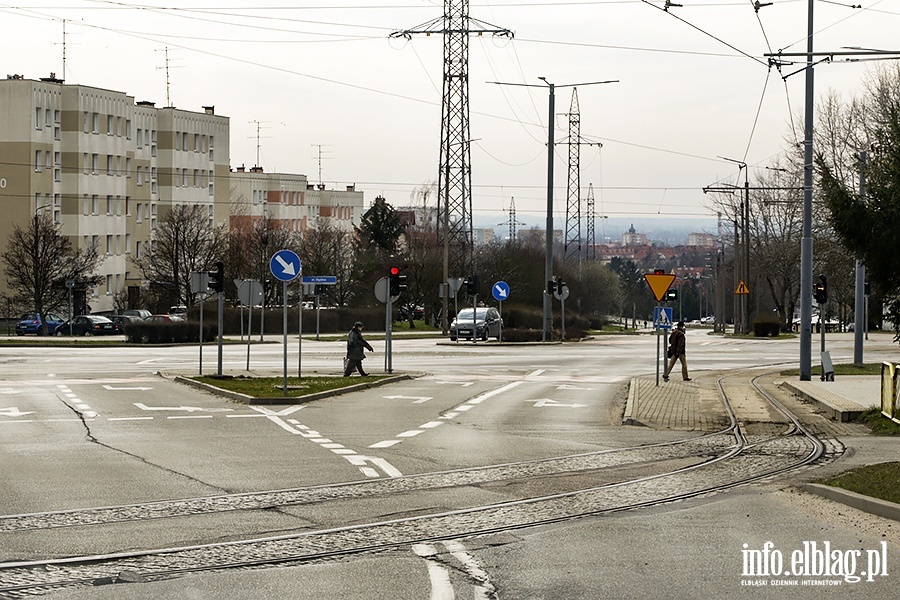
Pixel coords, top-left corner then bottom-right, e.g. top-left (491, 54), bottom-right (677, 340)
top-left (391, 1), bottom-right (512, 276)
top-left (563, 88), bottom-right (601, 262)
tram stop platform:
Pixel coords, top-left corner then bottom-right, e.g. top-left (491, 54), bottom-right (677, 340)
top-left (623, 373), bottom-right (879, 430)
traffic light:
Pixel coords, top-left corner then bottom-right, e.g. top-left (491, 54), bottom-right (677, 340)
top-left (813, 274), bottom-right (827, 304)
top-left (209, 261), bottom-right (224, 293)
top-left (314, 284), bottom-right (327, 296)
top-left (465, 275), bottom-right (479, 295)
top-left (547, 279), bottom-right (555, 295)
top-left (666, 288), bottom-right (677, 302)
top-left (556, 277), bottom-right (565, 295)
top-left (389, 266), bottom-right (401, 296)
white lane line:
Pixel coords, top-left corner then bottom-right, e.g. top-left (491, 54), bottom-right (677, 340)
top-left (369, 439), bottom-right (401, 449)
top-left (309, 438), bottom-right (333, 443)
top-left (420, 421), bottom-right (443, 429)
top-left (331, 448), bottom-right (356, 455)
top-left (441, 412), bottom-right (460, 419)
top-left (397, 430), bottom-right (424, 438)
top-left (107, 417), bottom-right (154, 421)
top-left (412, 544), bottom-right (455, 600)
top-left (527, 369), bottom-right (546, 377)
top-left (320, 443), bottom-right (345, 449)
top-left (359, 467), bottom-right (380, 478)
top-left (455, 405), bottom-right (473, 411)
top-left (167, 415), bottom-right (213, 420)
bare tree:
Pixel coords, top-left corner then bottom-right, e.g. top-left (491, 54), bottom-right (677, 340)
top-left (132, 205), bottom-right (228, 308)
top-left (2, 214), bottom-right (103, 334)
top-left (227, 215), bottom-right (299, 307)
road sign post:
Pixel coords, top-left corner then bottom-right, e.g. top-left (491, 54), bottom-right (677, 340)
top-left (492, 281), bottom-right (510, 343)
top-left (645, 272), bottom-right (676, 386)
top-left (270, 250), bottom-right (301, 395)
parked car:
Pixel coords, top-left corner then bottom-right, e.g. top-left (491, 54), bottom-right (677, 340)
top-left (110, 314), bottom-right (141, 332)
top-left (53, 315), bottom-right (118, 336)
top-left (398, 304), bottom-right (425, 321)
top-left (168, 305), bottom-right (188, 317)
top-left (148, 314), bottom-right (185, 324)
top-left (15, 312), bottom-right (65, 336)
top-left (122, 309), bottom-right (151, 320)
top-left (450, 307), bottom-right (502, 341)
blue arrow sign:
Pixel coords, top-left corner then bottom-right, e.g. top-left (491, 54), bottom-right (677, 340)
top-left (301, 275), bottom-right (337, 284)
top-left (492, 281), bottom-right (510, 302)
top-left (269, 249), bottom-right (301, 282)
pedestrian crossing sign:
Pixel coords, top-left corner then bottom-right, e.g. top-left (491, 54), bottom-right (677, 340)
top-left (654, 306), bottom-right (674, 329)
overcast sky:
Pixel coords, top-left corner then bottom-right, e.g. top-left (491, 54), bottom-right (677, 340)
top-left (3, 1), bottom-right (896, 228)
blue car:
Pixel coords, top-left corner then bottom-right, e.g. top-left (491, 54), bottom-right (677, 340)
top-left (15, 312), bottom-right (65, 336)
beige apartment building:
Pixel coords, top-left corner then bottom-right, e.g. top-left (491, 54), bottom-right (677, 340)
top-left (0, 74), bottom-right (362, 314)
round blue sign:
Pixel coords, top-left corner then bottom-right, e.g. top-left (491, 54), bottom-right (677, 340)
top-left (492, 281), bottom-right (510, 302)
top-left (269, 249), bottom-right (302, 282)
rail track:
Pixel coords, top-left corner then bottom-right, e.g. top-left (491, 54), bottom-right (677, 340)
top-left (0, 374), bottom-right (839, 598)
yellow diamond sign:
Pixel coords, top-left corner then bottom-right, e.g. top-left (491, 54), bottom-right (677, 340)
top-left (644, 272), bottom-right (676, 302)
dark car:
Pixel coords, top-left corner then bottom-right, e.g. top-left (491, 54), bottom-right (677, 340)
top-left (122, 309), bottom-right (151, 321)
top-left (110, 314), bottom-right (141, 333)
top-left (15, 312), bottom-right (65, 336)
top-left (53, 315), bottom-right (118, 336)
top-left (398, 304), bottom-right (425, 321)
top-left (450, 307), bottom-right (502, 341)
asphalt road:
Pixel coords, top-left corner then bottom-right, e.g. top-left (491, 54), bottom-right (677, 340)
top-left (1, 330), bottom-right (898, 598)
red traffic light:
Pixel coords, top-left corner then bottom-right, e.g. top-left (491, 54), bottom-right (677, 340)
top-left (390, 266), bottom-right (400, 276)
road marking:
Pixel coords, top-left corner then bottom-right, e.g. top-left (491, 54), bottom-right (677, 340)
top-left (412, 544), bottom-right (455, 599)
top-left (0, 407), bottom-right (35, 418)
top-left (103, 385), bottom-right (154, 391)
top-left (436, 381), bottom-right (474, 386)
top-left (167, 415), bottom-right (214, 420)
top-left (369, 440), bottom-right (402, 448)
top-left (420, 421), bottom-right (443, 429)
top-left (134, 403), bottom-right (234, 413)
top-left (383, 395), bottom-right (433, 403)
top-left (397, 430), bottom-right (424, 438)
top-left (107, 417), bottom-right (154, 421)
top-left (0, 389), bottom-right (22, 395)
top-left (531, 398), bottom-right (588, 408)
top-left (444, 540), bottom-right (496, 598)
top-left (528, 369), bottom-right (546, 377)
top-left (557, 384), bottom-right (592, 390)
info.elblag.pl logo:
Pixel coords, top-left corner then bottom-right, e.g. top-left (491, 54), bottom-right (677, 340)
top-left (741, 541), bottom-right (889, 586)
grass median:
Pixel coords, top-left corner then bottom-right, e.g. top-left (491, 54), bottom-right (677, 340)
top-left (817, 462), bottom-right (900, 505)
top-left (193, 374), bottom-right (391, 399)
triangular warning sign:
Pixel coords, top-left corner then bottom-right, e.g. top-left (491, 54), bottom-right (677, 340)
top-left (644, 273), bottom-right (676, 302)
top-left (735, 280), bottom-right (750, 295)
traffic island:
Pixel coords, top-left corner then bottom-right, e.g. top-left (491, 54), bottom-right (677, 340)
top-left (173, 373), bottom-right (411, 405)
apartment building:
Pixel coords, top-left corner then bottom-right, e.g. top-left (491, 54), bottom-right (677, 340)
top-left (228, 167), bottom-right (362, 233)
top-left (0, 75), bottom-right (362, 314)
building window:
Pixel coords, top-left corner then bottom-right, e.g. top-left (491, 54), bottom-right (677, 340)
top-left (136, 166), bottom-right (142, 185)
top-left (106, 155), bottom-right (114, 176)
top-left (107, 114), bottom-right (114, 135)
top-left (136, 128), bottom-right (143, 149)
top-left (175, 131), bottom-right (181, 151)
top-left (193, 169), bottom-right (199, 187)
top-left (35, 107), bottom-right (42, 130)
top-left (106, 274), bottom-right (112, 295)
top-left (182, 132), bottom-right (188, 151)
top-left (92, 235), bottom-right (99, 252)
top-left (126, 157), bottom-right (132, 178)
top-left (126, 119), bottom-right (132, 139)
top-left (83, 153), bottom-right (89, 175)
top-left (92, 154), bottom-right (99, 175)
top-left (92, 112), bottom-right (99, 134)
top-left (106, 235), bottom-right (112, 255)
top-left (116, 196), bottom-right (122, 216)
top-left (125, 234), bottom-right (132, 254)
top-left (53, 194), bottom-right (61, 224)
top-left (194, 134), bottom-right (200, 152)
top-left (136, 203), bottom-right (142, 223)
top-left (91, 195), bottom-right (99, 215)
top-left (34, 150), bottom-right (42, 172)
top-left (83, 194), bottom-right (89, 216)
top-left (83, 111), bottom-right (89, 133)
top-left (106, 195), bottom-right (113, 215)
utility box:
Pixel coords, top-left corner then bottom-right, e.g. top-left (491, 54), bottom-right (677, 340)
top-left (821, 351), bottom-right (835, 382)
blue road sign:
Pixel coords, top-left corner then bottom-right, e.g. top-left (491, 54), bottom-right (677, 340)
top-left (301, 275), bottom-right (337, 285)
top-left (654, 306), bottom-right (674, 329)
top-left (492, 281), bottom-right (510, 302)
top-left (269, 249), bottom-right (301, 282)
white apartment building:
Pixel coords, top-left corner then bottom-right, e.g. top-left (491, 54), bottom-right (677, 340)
top-left (0, 74), bottom-right (362, 313)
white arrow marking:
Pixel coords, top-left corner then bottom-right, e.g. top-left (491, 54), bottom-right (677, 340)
top-left (494, 285), bottom-right (508, 298)
top-left (556, 384), bottom-right (593, 390)
top-left (275, 254), bottom-right (296, 276)
top-left (133, 403), bottom-right (233, 413)
top-left (0, 407), bottom-right (35, 417)
top-left (383, 395), bottom-right (433, 403)
top-left (104, 385), bottom-right (154, 391)
top-left (532, 399), bottom-right (587, 408)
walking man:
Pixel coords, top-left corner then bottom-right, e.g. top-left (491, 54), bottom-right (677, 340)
top-left (344, 321), bottom-right (374, 377)
top-left (663, 321), bottom-right (691, 382)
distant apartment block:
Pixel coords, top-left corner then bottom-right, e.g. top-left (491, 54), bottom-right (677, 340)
top-left (0, 74), bottom-right (362, 313)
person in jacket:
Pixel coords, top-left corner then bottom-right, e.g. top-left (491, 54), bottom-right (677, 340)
top-left (344, 321), bottom-right (374, 376)
top-left (663, 321), bottom-right (691, 382)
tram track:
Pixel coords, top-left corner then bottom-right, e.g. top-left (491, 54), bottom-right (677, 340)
top-left (0, 373), bottom-right (836, 597)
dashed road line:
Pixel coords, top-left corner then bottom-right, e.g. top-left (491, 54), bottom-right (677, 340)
top-left (369, 381), bottom-right (525, 450)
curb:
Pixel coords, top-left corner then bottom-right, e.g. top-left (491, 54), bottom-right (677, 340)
top-left (173, 374), bottom-right (413, 405)
top-left (801, 483), bottom-right (900, 522)
top-left (780, 381), bottom-right (864, 422)
top-left (622, 378), bottom-right (646, 427)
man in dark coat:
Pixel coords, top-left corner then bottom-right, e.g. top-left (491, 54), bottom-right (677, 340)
top-left (663, 321), bottom-right (691, 382)
top-left (344, 321), bottom-right (374, 376)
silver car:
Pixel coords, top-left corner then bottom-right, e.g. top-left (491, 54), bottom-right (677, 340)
top-left (450, 307), bottom-right (502, 341)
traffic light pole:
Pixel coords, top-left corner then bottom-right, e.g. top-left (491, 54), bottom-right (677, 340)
top-left (217, 290), bottom-right (224, 376)
top-left (385, 284), bottom-right (393, 373)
